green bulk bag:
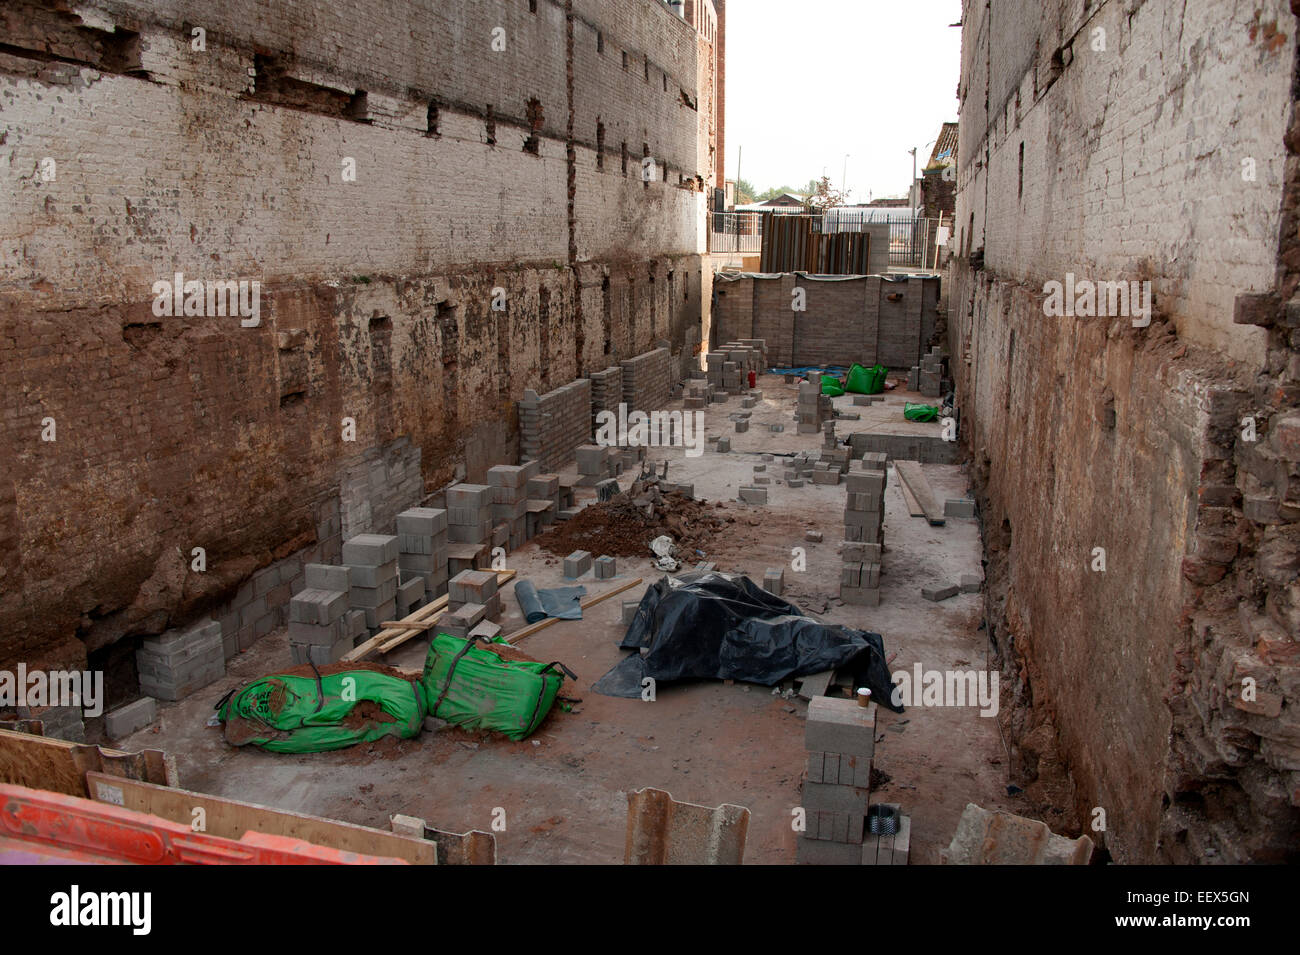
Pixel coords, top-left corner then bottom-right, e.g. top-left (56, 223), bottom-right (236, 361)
top-left (865, 364), bottom-right (888, 394)
top-left (216, 669), bottom-right (427, 753)
top-left (422, 633), bottom-right (569, 741)
top-left (845, 363), bottom-right (871, 394)
top-left (903, 402), bottom-right (940, 422)
top-left (820, 374), bottom-right (845, 397)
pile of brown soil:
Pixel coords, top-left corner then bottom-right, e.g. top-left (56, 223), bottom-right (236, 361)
top-left (340, 699), bottom-right (398, 729)
top-left (533, 487), bottom-right (734, 558)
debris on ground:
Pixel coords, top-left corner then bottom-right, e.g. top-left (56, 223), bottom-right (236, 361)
top-left (534, 487), bottom-right (731, 558)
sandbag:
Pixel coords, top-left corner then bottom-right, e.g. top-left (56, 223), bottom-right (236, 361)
top-left (421, 634), bottom-right (570, 740)
top-left (216, 668), bottom-right (427, 753)
top-left (846, 363), bottom-right (887, 395)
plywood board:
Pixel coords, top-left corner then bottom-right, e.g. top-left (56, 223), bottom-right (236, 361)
top-left (85, 772), bottom-right (436, 865)
top-left (0, 728), bottom-right (174, 798)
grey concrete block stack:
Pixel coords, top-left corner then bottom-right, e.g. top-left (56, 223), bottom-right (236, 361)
top-left (564, 550), bottom-right (593, 578)
top-left (575, 444), bottom-right (619, 487)
top-left (288, 563), bottom-right (364, 664)
top-left (841, 466), bottom-right (886, 606)
top-left (396, 507), bottom-right (449, 600)
top-left (704, 350), bottom-right (728, 397)
top-left (446, 484), bottom-right (493, 545)
top-left (798, 696), bottom-right (907, 864)
top-left (488, 463), bottom-right (539, 551)
top-left (684, 380), bottom-right (713, 409)
top-left (526, 472), bottom-right (560, 536)
top-left (441, 569), bottom-right (502, 638)
top-left (847, 433), bottom-right (961, 465)
top-left (915, 346), bottom-right (946, 397)
top-left (137, 619), bottom-right (225, 701)
top-left (796, 379), bottom-right (831, 434)
top-left (519, 378), bottom-right (593, 474)
top-left (342, 534), bottom-right (400, 632)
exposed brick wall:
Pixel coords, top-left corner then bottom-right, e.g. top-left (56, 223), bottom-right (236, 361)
top-left (519, 378), bottom-right (592, 474)
top-left (952, 0), bottom-right (1300, 862)
top-left (0, 0), bottom-right (717, 671)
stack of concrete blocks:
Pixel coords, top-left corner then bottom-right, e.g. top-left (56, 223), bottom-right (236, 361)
top-left (342, 534), bottom-right (400, 633)
top-left (137, 620), bottom-right (225, 701)
top-left (798, 696), bottom-right (907, 864)
top-left (396, 507), bottom-right (449, 601)
top-left (576, 443), bottom-right (620, 487)
top-left (289, 565), bottom-right (365, 665)
top-left (848, 433), bottom-right (961, 466)
top-left (705, 350), bottom-right (728, 397)
top-left (488, 463), bottom-right (538, 552)
top-left (519, 378), bottom-right (592, 474)
top-left (841, 466), bottom-right (886, 607)
top-left (621, 348), bottom-right (673, 416)
top-left (684, 380), bottom-right (712, 409)
top-left (915, 346), bottom-right (945, 397)
top-left (16, 703), bottom-right (86, 742)
top-left (797, 380), bottom-right (832, 434)
top-left (588, 365), bottom-right (624, 436)
top-left (104, 698), bottom-right (156, 740)
top-left (441, 569), bottom-right (502, 639)
top-left (446, 484), bottom-right (493, 546)
top-left (783, 451), bottom-right (816, 487)
top-left (526, 472), bottom-right (560, 537)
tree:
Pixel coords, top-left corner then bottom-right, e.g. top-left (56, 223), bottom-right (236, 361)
top-left (803, 175), bottom-right (851, 212)
top-left (757, 184), bottom-right (799, 201)
top-left (734, 177), bottom-right (757, 205)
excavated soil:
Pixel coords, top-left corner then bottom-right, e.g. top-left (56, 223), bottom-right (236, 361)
top-left (533, 489), bottom-right (734, 559)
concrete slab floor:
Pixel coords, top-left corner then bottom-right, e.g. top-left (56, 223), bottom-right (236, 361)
top-left (118, 373), bottom-right (1024, 864)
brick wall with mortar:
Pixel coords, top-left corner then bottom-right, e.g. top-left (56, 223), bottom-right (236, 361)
top-left (0, 0), bottom-right (718, 678)
top-left (952, 0), bottom-right (1300, 862)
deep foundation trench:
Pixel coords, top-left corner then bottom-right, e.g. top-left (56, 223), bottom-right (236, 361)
top-left (107, 375), bottom-right (1061, 863)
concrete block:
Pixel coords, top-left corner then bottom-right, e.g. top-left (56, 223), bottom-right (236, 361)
top-left (346, 560), bottom-right (398, 588)
top-left (944, 498), bottom-right (976, 518)
top-left (468, 620), bottom-right (502, 640)
top-left (622, 600), bottom-right (640, 625)
top-left (811, 470), bottom-right (841, 486)
top-left (564, 550), bottom-right (593, 578)
top-left (341, 534), bottom-right (399, 566)
top-left (350, 578), bottom-right (399, 607)
top-left (806, 696), bottom-right (876, 759)
top-left (716, 437), bottom-right (731, 452)
top-left (840, 585), bottom-right (881, 607)
top-left (796, 835), bottom-right (866, 865)
top-left (594, 555), bottom-right (617, 579)
top-left (763, 567), bottom-right (784, 596)
top-left (922, 583), bottom-right (960, 602)
top-left (735, 419), bottom-right (749, 433)
top-left (738, 486), bottom-right (768, 504)
top-left (445, 483), bottom-right (492, 508)
top-left (803, 781), bottom-right (871, 815)
top-left (289, 588), bottom-right (350, 626)
top-left (396, 507), bottom-right (448, 536)
top-left (105, 697), bottom-right (156, 738)
top-left (304, 563), bottom-right (350, 592)
top-left (448, 569), bottom-right (498, 604)
top-left (960, 574), bottom-right (983, 593)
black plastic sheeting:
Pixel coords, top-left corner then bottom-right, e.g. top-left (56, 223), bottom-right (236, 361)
top-left (592, 571), bottom-right (901, 711)
top-left (515, 581), bottom-right (586, 624)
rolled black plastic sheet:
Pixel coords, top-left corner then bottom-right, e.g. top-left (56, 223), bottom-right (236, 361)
top-left (514, 579), bottom-right (547, 624)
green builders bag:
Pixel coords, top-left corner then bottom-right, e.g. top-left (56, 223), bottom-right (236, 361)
top-left (846, 363), bottom-right (888, 395)
top-left (217, 669), bottom-right (427, 753)
top-left (820, 374), bottom-right (845, 397)
top-left (422, 634), bottom-right (571, 741)
top-left (903, 402), bottom-right (940, 422)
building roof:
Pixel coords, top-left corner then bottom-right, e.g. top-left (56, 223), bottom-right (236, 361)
top-left (927, 122), bottom-right (959, 167)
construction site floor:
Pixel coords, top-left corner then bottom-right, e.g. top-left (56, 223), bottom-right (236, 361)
top-left (115, 375), bottom-right (1028, 863)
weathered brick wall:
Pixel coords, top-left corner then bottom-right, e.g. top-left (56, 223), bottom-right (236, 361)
top-left (620, 347), bottom-right (673, 412)
top-left (953, 0), bottom-right (1300, 862)
top-left (0, 0), bottom-right (715, 678)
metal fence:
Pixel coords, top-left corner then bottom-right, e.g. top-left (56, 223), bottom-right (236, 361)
top-left (710, 209), bottom-right (944, 268)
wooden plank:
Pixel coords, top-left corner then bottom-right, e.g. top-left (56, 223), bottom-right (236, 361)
top-left (344, 570), bottom-right (515, 660)
top-left (894, 461), bottom-right (945, 526)
top-left (85, 772), bottom-right (436, 865)
top-left (897, 478), bottom-right (925, 518)
top-left (796, 670), bottom-right (833, 700)
top-left (505, 578), bottom-right (643, 644)
top-left (0, 728), bottom-right (174, 798)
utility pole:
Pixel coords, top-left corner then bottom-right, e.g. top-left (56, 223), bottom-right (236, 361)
top-left (842, 154), bottom-right (849, 196)
top-left (908, 147), bottom-right (917, 212)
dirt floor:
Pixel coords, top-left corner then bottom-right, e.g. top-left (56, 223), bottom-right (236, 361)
top-left (116, 373), bottom-right (1026, 864)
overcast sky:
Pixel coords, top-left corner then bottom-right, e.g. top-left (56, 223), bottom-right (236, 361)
top-left (725, 0), bottom-right (963, 201)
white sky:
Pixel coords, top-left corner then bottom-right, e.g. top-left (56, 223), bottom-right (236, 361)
top-left (725, 0), bottom-right (963, 201)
